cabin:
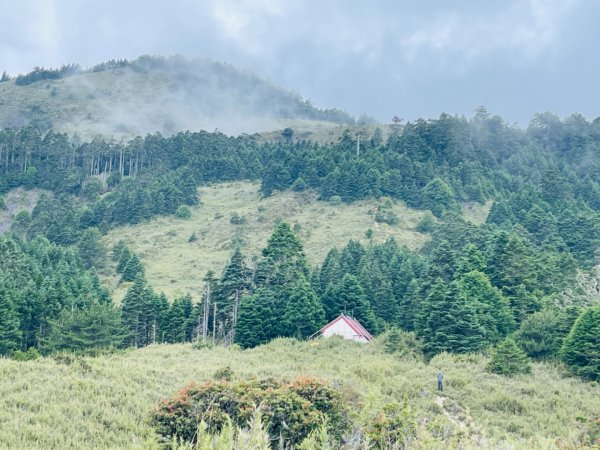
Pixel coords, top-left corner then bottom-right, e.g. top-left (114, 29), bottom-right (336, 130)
top-left (311, 313), bottom-right (373, 343)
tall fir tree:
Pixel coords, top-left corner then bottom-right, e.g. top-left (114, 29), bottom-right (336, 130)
top-left (0, 274), bottom-right (21, 355)
top-left (560, 306), bottom-right (600, 380)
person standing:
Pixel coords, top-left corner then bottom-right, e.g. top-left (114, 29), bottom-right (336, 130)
top-left (437, 371), bottom-right (443, 391)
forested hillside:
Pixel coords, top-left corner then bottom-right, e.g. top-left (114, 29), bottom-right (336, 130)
top-left (1, 105), bottom-right (599, 447)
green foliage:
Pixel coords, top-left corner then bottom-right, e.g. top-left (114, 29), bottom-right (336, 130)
top-left (0, 273), bottom-right (21, 355)
top-left (188, 231), bottom-right (198, 242)
top-left (42, 303), bottom-right (125, 354)
top-left (383, 328), bottom-right (424, 360)
top-left (175, 205), bottom-right (191, 219)
top-left (12, 347), bottom-right (41, 361)
top-left (416, 214), bottom-right (435, 232)
top-left (488, 338), bottom-right (532, 376)
top-left (560, 306), bottom-right (600, 380)
top-left (76, 227), bottom-right (107, 269)
top-left (151, 376), bottom-right (349, 447)
top-left (365, 401), bottom-right (416, 449)
top-left (514, 308), bottom-right (576, 360)
top-left (416, 279), bottom-right (487, 356)
top-left (120, 252), bottom-right (144, 282)
top-left (421, 178), bottom-right (458, 218)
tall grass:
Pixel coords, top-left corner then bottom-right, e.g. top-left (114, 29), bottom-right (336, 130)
top-left (0, 338), bottom-right (597, 449)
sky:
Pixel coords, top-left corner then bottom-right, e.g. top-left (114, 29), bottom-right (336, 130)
top-left (1, 0), bottom-right (599, 125)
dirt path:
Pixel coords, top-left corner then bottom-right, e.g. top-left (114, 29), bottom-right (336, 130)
top-left (434, 395), bottom-right (488, 447)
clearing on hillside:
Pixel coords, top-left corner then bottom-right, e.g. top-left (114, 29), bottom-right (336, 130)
top-left (103, 181), bottom-right (430, 301)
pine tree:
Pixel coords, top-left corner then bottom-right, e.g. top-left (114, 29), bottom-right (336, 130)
top-left (487, 338), bottom-right (531, 376)
top-left (43, 303), bottom-right (125, 353)
top-left (116, 246), bottom-right (132, 273)
top-left (282, 277), bottom-right (325, 338)
top-left (415, 279), bottom-right (486, 356)
top-left (121, 274), bottom-right (153, 347)
top-left (560, 306), bottom-right (600, 380)
top-left (323, 274), bottom-right (378, 333)
top-left (0, 274), bottom-right (21, 355)
top-left (217, 248), bottom-right (251, 334)
top-left (120, 252), bottom-right (144, 282)
top-left (235, 289), bottom-right (277, 348)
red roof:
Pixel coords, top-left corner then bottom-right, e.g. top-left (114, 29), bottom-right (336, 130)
top-left (314, 313), bottom-right (373, 341)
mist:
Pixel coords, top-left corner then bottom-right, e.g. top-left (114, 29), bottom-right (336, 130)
top-left (1, 0), bottom-right (599, 126)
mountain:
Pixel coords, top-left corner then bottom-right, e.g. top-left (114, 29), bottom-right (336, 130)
top-left (0, 55), bottom-right (355, 138)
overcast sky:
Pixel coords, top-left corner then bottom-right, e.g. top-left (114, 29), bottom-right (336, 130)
top-left (1, 0), bottom-right (598, 125)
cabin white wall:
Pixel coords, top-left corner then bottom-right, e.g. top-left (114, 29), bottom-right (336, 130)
top-left (321, 320), bottom-right (369, 343)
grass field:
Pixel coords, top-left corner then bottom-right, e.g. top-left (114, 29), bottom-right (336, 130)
top-left (0, 338), bottom-right (597, 449)
top-left (103, 181), bottom-right (431, 302)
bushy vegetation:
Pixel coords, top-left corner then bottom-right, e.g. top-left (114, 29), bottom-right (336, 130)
top-left (0, 340), bottom-right (598, 449)
top-left (152, 376), bottom-right (349, 447)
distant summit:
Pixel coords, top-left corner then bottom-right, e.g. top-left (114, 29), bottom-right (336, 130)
top-left (0, 55), bottom-right (355, 137)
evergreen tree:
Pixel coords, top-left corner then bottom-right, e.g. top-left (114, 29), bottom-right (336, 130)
top-left (235, 289), bottom-right (278, 348)
top-left (487, 338), bottom-right (531, 376)
top-left (120, 252), bottom-right (144, 282)
top-left (514, 308), bottom-right (574, 360)
top-left (43, 303), bottom-right (125, 353)
top-left (116, 246), bottom-right (132, 273)
top-left (421, 178), bottom-right (458, 218)
top-left (77, 227), bottom-right (107, 269)
top-left (121, 274), bottom-right (154, 347)
top-left (415, 279), bottom-right (486, 356)
top-left (560, 306), bottom-right (600, 380)
top-left (322, 274), bottom-right (377, 333)
top-left (217, 248), bottom-right (251, 332)
top-left (282, 277), bottom-right (325, 338)
top-left (0, 274), bottom-right (21, 355)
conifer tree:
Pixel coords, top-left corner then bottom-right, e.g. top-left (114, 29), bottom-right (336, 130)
top-left (121, 274), bottom-right (153, 347)
top-left (120, 252), bottom-right (144, 282)
top-left (235, 289), bottom-right (278, 348)
top-left (323, 274), bottom-right (377, 333)
top-left (116, 246), bottom-right (132, 273)
top-left (282, 278), bottom-right (325, 338)
top-left (415, 278), bottom-right (486, 356)
top-left (487, 338), bottom-right (531, 376)
top-left (0, 274), bottom-right (21, 355)
top-left (560, 306), bottom-right (600, 380)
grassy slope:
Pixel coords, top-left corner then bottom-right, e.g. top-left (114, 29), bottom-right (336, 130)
top-left (103, 181), bottom-right (430, 302)
top-left (0, 339), bottom-right (597, 449)
top-left (0, 70), bottom-right (342, 139)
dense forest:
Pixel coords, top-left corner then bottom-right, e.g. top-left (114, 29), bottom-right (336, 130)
top-left (0, 109), bottom-right (599, 381)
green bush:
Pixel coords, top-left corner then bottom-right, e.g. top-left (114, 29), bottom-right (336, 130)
top-left (292, 177), bottom-right (307, 192)
top-left (416, 214), bottom-right (435, 232)
top-left (230, 212), bottom-right (247, 225)
top-left (329, 195), bottom-right (342, 206)
top-left (175, 205), bottom-right (191, 219)
top-left (12, 347), bottom-right (41, 361)
top-left (487, 338), bottom-right (531, 376)
top-left (375, 210), bottom-right (398, 225)
top-left (152, 376), bottom-right (349, 447)
top-left (188, 231), bottom-right (198, 242)
top-left (365, 401), bottom-right (416, 449)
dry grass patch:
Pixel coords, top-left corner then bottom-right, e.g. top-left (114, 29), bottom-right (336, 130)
top-left (104, 181), bottom-right (430, 301)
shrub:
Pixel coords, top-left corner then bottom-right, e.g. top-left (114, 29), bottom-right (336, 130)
top-left (416, 214), bottom-right (435, 232)
top-left (375, 210), bottom-right (398, 225)
top-left (329, 195), bottom-right (342, 206)
top-left (175, 205), bottom-right (191, 219)
top-left (487, 338), bottom-right (531, 376)
top-left (12, 347), bottom-right (41, 361)
top-left (292, 177), bottom-right (307, 192)
top-left (152, 376), bottom-right (349, 447)
top-left (213, 366), bottom-right (234, 381)
top-left (365, 228), bottom-right (374, 239)
top-left (230, 212), bottom-right (247, 225)
top-left (365, 401), bottom-right (416, 449)
top-left (383, 328), bottom-right (423, 360)
top-left (188, 231), bottom-right (198, 242)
